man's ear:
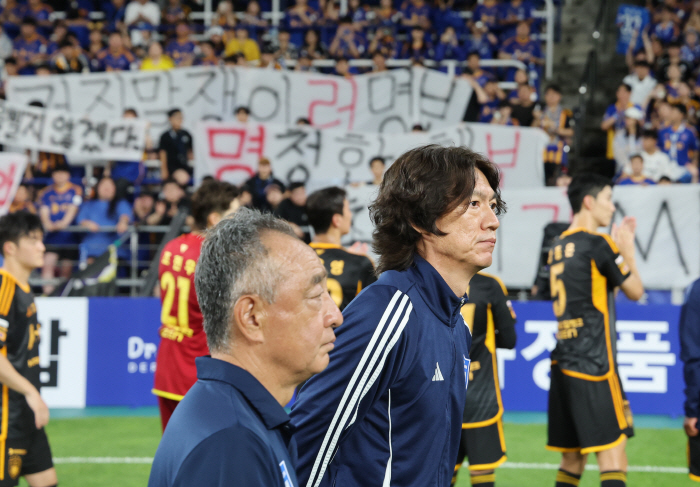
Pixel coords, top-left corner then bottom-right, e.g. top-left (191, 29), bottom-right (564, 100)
top-left (330, 212), bottom-right (343, 229)
top-left (207, 211), bottom-right (222, 229)
top-left (582, 194), bottom-right (595, 211)
top-left (231, 295), bottom-right (267, 344)
top-left (2, 241), bottom-right (15, 259)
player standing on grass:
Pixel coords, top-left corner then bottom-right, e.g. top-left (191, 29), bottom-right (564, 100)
top-left (152, 180), bottom-right (239, 431)
top-left (291, 145), bottom-right (505, 487)
top-left (452, 273), bottom-right (517, 487)
top-left (546, 174), bottom-right (643, 487)
top-left (0, 213), bottom-right (57, 487)
top-left (306, 187), bottom-right (376, 311)
top-left (680, 277), bottom-right (700, 482)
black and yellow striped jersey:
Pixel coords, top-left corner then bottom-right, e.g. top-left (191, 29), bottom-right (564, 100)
top-left (310, 243), bottom-right (376, 311)
top-left (548, 228), bottom-right (631, 379)
top-left (462, 273), bottom-right (517, 426)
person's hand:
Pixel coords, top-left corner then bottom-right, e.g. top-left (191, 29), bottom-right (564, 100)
top-left (83, 220), bottom-right (100, 232)
top-left (686, 417), bottom-right (699, 437)
top-left (25, 390), bottom-right (49, 429)
top-left (116, 220), bottom-right (129, 234)
top-left (347, 241), bottom-right (369, 255)
top-left (611, 216), bottom-right (636, 260)
top-left (154, 200), bottom-right (167, 216)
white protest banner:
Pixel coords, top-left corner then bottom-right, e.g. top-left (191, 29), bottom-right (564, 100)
top-left (0, 152), bottom-right (28, 215)
top-left (342, 185), bottom-right (700, 291)
top-left (6, 66), bottom-right (472, 139)
top-left (0, 100), bottom-right (148, 162)
top-left (195, 121), bottom-right (547, 188)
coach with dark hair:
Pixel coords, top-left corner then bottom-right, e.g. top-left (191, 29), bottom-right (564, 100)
top-left (148, 209), bottom-right (343, 487)
top-left (291, 145), bottom-right (506, 487)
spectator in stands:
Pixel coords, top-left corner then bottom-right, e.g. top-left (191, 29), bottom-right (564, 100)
top-left (9, 184), bottom-right (36, 214)
top-left (196, 40), bottom-right (220, 66)
top-left (34, 63), bottom-right (52, 75)
top-left (264, 183), bottom-right (285, 213)
top-left (104, 0), bottom-right (127, 32)
top-left (39, 167), bottom-right (82, 294)
top-left (435, 26), bottom-right (463, 62)
top-left (296, 50), bottom-right (318, 72)
top-left (616, 154), bottom-right (656, 186)
top-left (401, 26), bottom-right (433, 59)
top-left (465, 20), bottom-right (498, 60)
top-left (601, 83), bottom-right (638, 165)
top-left (0, 25), bottom-right (13, 60)
top-left (235, 106), bottom-right (250, 123)
top-left (368, 26), bottom-right (397, 59)
top-left (612, 105), bottom-right (644, 177)
top-left (224, 26), bottom-right (260, 64)
top-left (663, 63), bottom-right (685, 101)
top-left (372, 50), bottom-right (389, 72)
top-left (368, 156), bottom-right (385, 185)
top-left (87, 29), bottom-right (105, 71)
top-left (205, 26), bottom-right (225, 56)
top-left (348, 0), bottom-right (369, 30)
top-left (125, 0), bottom-right (161, 47)
top-left (637, 128), bottom-right (681, 182)
top-left (13, 18), bottom-right (46, 75)
top-left (107, 108), bottom-right (148, 198)
top-left (302, 29), bottom-right (328, 59)
top-left (166, 21), bottom-right (197, 67)
top-left (162, 0), bottom-right (187, 35)
top-left (334, 56), bottom-right (353, 77)
top-left (320, 1), bottom-right (340, 27)
top-left (2, 0), bottom-right (28, 39)
top-left (52, 39), bottom-right (90, 73)
top-left (77, 177), bottom-right (132, 262)
top-left (472, 0), bottom-right (499, 33)
top-left (213, 0), bottom-right (236, 30)
top-left (509, 82), bottom-right (537, 126)
top-left (132, 191), bottom-right (155, 225)
top-left (0, 57), bottom-right (16, 97)
top-left (243, 158), bottom-right (285, 211)
top-left (241, 0), bottom-right (268, 28)
top-left (624, 59), bottom-right (657, 109)
top-left (26, 0), bottom-right (53, 36)
top-left (274, 181), bottom-right (309, 240)
top-left (259, 43), bottom-right (281, 69)
top-left (159, 108), bottom-right (193, 184)
top-left (499, 20), bottom-right (543, 86)
top-left (274, 29), bottom-right (299, 66)
top-left (374, 0), bottom-right (400, 28)
top-left (463, 51), bottom-right (494, 87)
top-left (681, 30), bottom-right (700, 67)
top-left (401, 0), bottom-right (431, 29)
top-left (287, 0), bottom-right (320, 29)
top-left (499, 0), bottom-right (534, 40)
top-left (330, 17), bottom-right (365, 59)
top-left (533, 84), bottom-right (574, 186)
top-left (658, 102), bottom-right (699, 183)
top-left (147, 179), bottom-right (187, 226)
top-left (97, 31), bottom-right (135, 72)
top-left (141, 40), bottom-right (175, 70)
top-left (658, 40), bottom-right (692, 82)
top-left (472, 79), bottom-right (504, 123)
top-left (653, 6), bottom-right (680, 44)
top-left (45, 21), bottom-right (66, 57)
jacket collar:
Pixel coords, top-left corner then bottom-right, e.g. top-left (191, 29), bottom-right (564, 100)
top-left (195, 356), bottom-right (291, 431)
top-left (406, 254), bottom-right (467, 327)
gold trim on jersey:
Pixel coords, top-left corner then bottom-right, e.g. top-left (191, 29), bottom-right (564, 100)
top-left (309, 242), bottom-right (343, 250)
top-left (690, 472), bottom-right (700, 482)
top-left (0, 278), bottom-right (15, 318)
top-left (467, 455), bottom-right (507, 472)
top-left (151, 389), bottom-right (185, 401)
top-left (356, 280), bottom-right (362, 295)
top-left (0, 346), bottom-right (8, 480)
top-left (477, 272), bottom-right (508, 295)
top-left (0, 270), bottom-right (29, 295)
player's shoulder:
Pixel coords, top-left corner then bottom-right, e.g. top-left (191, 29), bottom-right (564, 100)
top-left (589, 230), bottom-right (619, 254)
top-left (475, 271), bottom-right (508, 294)
top-left (37, 186), bottom-right (54, 199)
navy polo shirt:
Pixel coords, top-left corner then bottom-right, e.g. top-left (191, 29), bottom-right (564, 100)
top-left (148, 357), bottom-right (299, 487)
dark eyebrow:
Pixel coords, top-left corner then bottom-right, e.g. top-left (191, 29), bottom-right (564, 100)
top-left (310, 268), bottom-right (327, 287)
top-left (471, 189), bottom-right (497, 201)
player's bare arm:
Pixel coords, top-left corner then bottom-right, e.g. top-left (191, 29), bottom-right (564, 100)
top-left (0, 349), bottom-right (48, 430)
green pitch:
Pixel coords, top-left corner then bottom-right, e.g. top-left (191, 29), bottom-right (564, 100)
top-left (13, 414), bottom-right (695, 486)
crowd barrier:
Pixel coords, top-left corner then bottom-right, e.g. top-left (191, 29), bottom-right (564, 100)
top-left (38, 297), bottom-right (685, 417)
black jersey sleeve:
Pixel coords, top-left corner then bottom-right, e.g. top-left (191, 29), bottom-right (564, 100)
top-left (359, 256), bottom-right (377, 291)
top-left (490, 278), bottom-right (517, 349)
top-left (593, 234), bottom-right (630, 288)
top-left (0, 275), bottom-right (15, 348)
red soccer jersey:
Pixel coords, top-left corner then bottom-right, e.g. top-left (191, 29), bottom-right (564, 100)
top-left (153, 233), bottom-right (206, 401)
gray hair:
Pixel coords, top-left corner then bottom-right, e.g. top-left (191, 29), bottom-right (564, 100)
top-left (194, 208), bottom-right (297, 354)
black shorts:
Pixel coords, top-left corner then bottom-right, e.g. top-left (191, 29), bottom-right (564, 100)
top-left (457, 419), bottom-right (507, 471)
top-left (547, 364), bottom-right (634, 455)
top-left (0, 428), bottom-right (53, 486)
top-left (689, 434), bottom-right (700, 481)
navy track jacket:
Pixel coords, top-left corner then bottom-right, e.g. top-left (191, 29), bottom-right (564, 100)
top-left (291, 254), bottom-right (472, 487)
top-left (681, 278), bottom-right (700, 417)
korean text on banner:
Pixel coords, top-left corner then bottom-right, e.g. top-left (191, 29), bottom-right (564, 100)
top-left (0, 153), bottom-right (27, 216)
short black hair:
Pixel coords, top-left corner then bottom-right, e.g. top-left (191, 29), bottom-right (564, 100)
top-left (545, 84), bottom-right (562, 94)
top-left (190, 180), bottom-right (239, 230)
top-left (21, 17), bottom-right (37, 26)
top-left (289, 181), bottom-right (305, 192)
top-left (4, 57), bottom-right (16, 66)
top-left (59, 39), bottom-right (73, 49)
top-left (567, 173), bottom-right (612, 214)
top-left (0, 212), bottom-right (43, 256)
top-left (629, 153), bottom-right (643, 162)
top-left (671, 102), bottom-right (688, 115)
top-left (167, 108), bottom-right (182, 118)
top-left (306, 187), bottom-right (346, 234)
top-left (369, 156), bottom-right (385, 167)
top-left (235, 106), bottom-right (250, 115)
top-left (634, 59), bottom-right (651, 68)
top-left (619, 82), bottom-right (632, 92)
top-left (123, 107), bottom-right (138, 117)
top-left (641, 128), bottom-right (658, 139)
top-left (467, 51), bottom-right (480, 59)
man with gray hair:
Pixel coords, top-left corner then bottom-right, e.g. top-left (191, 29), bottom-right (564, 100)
top-left (148, 208), bottom-right (343, 487)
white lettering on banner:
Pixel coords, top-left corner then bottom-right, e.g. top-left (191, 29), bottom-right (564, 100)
top-left (6, 67), bottom-right (473, 139)
top-left (36, 297), bottom-right (88, 408)
top-left (520, 320), bottom-right (557, 391)
top-left (127, 336), bottom-right (157, 375)
top-left (616, 321), bottom-right (676, 393)
top-left (0, 153), bottom-right (27, 216)
top-left (496, 348), bottom-right (517, 389)
top-left (196, 121), bottom-right (548, 189)
top-left (0, 101), bottom-right (147, 161)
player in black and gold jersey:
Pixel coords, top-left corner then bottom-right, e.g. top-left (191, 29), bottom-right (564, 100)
top-left (306, 187), bottom-right (376, 311)
top-left (0, 212), bottom-right (56, 487)
top-left (452, 273), bottom-right (516, 487)
top-left (546, 174), bottom-right (643, 487)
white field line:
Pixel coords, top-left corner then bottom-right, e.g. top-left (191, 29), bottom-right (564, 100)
top-left (54, 457), bottom-right (689, 474)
